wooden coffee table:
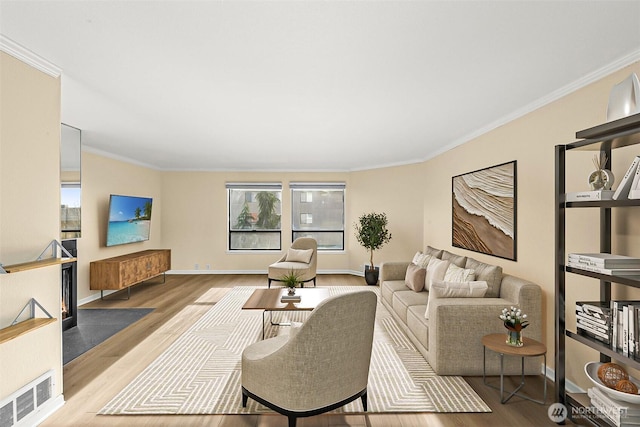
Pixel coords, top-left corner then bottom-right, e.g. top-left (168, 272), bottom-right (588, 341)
top-left (242, 288), bottom-right (330, 339)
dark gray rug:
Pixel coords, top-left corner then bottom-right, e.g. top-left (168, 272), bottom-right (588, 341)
top-left (63, 308), bottom-right (153, 365)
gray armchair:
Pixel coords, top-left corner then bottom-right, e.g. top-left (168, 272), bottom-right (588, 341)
top-left (268, 237), bottom-right (317, 288)
top-left (241, 290), bottom-right (377, 427)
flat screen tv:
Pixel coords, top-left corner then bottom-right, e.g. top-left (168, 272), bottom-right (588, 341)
top-left (106, 194), bottom-right (153, 247)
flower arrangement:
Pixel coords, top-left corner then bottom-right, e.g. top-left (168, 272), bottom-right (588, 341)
top-left (500, 306), bottom-right (529, 347)
top-left (500, 306), bottom-right (529, 332)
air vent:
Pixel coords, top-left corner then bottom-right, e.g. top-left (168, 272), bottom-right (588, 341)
top-left (0, 370), bottom-right (54, 427)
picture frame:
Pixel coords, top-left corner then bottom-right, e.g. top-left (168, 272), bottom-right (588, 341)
top-left (452, 160), bottom-right (517, 261)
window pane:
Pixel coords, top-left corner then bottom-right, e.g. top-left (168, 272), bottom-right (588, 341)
top-left (292, 188), bottom-right (344, 250)
top-left (293, 231), bottom-right (343, 250)
top-left (228, 186), bottom-right (282, 251)
top-left (292, 190), bottom-right (343, 230)
top-left (231, 232), bottom-right (281, 250)
top-left (61, 185), bottom-right (81, 239)
top-left (229, 189), bottom-right (281, 231)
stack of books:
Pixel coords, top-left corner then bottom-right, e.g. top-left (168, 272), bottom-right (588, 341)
top-left (568, 253), bottom-right (640, 276)
top-left (576, 301), bottom-right (612, 346)
top-left (281, 294), bottom-right (301, 303)
top-left (576, 299), bottom-right (640, 357)
top-left (588, 387), bottom-right (640, 427)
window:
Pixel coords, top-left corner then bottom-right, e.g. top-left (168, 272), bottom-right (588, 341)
top-left (227, 183), bottom-right (282, 250)
top-left (61, 183), bottom-right (81, 239)
top-left (291, 183), bottom-right (345, 250)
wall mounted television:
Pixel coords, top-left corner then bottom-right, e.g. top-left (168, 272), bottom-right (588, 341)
top-left (106, 194), bottom-right (153, 247)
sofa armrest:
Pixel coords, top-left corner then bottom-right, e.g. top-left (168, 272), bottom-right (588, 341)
top-left (427, 275), bottom-right (543, 375)
top-left (380, 262), bottom-right (410, 282)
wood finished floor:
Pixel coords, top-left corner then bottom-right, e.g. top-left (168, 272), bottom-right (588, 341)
top-left (43, 274), bottom-right (563, 427)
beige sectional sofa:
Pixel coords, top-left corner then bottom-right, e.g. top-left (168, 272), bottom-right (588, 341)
top-left (380, 246), bottom-right (542, 376)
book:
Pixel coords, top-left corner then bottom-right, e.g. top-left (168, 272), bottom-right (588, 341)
top-left (281, 295), bottom-right (301, 303)
top-left (576, 301), bottom-right (612, 321)
top-left (566, 190), bottom-right (614, 202)
top-left (567, 262), bottom-right (640, 276)
top-left (631, 305), bottom-right (636, 358)
top-left (569, 253), bottom-right (640, 268)
top-left (577, 314), bottom-right (610, 331)
top-left (631, 161), bottom-right (640, 199)
top-left (588, 387), bottom-right (640, 426)
top-left (613, 156), bottom-right (640, 200)
top-left (624, 305), bottom-right (630, 356)
top-left (577, 325), bottom-right (611, 344)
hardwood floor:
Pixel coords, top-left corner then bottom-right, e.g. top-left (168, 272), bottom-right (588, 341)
top-left (43, 274), bottom-right (562, 426)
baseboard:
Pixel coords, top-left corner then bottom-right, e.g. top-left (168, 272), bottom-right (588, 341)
top-left (166, 269), bottom-right (362, 276)
top-left (544, 365), bottom-right (583, 394)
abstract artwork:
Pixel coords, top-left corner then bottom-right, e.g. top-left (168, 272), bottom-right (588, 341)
top-left (452, 161), bottom-right (516, 261)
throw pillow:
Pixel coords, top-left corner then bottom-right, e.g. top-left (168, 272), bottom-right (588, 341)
top-left (425, 280), bottom-right (489, 319)
top-left (405, 263), bottom-right (427, 292)
top-left (412, 252), bottom-right (433, 268)
top-left (444, 263), bottom-right (475, 282)
top-left (441, 250), bottom-right (467, 267)
top-left (425, 258), bottom-right (450, 292)
top-left (285, 248), bottom-right (313, 264)
top-left (465, 257), bottom-right (503, 298)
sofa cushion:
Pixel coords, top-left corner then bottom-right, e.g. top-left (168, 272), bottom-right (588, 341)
top-left (285, 248), bottom-right (313, 263)
top-left (381, 280), bottom-right (408, 306)
top-left (405, 263), bottom-right (427, 292)
top-left (465, 257), bottom-right (503, 298)
top-left (425, 246), bottom-right (443, 258)
top-left (444, 263), bottom-right (475, 282)
top-left (425, 280), bottom-right (489, 319)
top-left (407, 305), bottom-right (429, 350)
top-left (441, 250), bottom-right (467, 267)
top-left (392, 290), bottom-right (429, 323)
top-left (425, 258), bottom-right (449, 292)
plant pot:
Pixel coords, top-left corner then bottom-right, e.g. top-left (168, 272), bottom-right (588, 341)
top-left (364, 266), bottom-right (379, 286)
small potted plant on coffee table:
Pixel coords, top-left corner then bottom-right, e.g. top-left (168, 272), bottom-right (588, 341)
top-left (281, 270), bottom-right (302, 295)
top-left (354, 212), bottom-right (392, 285)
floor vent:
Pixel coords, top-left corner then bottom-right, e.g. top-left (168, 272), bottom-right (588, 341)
top-left (0, 370), bottom-right (54, 427)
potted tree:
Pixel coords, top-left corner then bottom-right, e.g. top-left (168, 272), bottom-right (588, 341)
top-left (354, 212), bottom-right (392, 285)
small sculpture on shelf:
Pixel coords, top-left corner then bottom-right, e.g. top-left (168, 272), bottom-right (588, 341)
top-left (588, 153), bottom-right (615, 191)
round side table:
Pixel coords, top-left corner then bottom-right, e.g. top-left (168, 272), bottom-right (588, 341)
top-left (482, 333), bottom-right (547, 404)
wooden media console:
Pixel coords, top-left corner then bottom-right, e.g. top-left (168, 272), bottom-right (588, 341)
top-left (90, 249), bottom-right (171, 299)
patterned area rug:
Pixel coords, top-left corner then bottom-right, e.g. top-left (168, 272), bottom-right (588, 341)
top-left (99, 286), bottom-right (491, 415)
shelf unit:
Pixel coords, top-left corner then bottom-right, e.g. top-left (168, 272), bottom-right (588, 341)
top-left (555, 113), bottom-right (640, 425)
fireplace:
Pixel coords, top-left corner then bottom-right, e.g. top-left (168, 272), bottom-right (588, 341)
top-left (61, 239), bottom-right (77, 331)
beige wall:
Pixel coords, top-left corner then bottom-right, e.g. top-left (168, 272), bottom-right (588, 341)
top-left (76, 152), bottom-right (163, 301)
top-left (0, 52), bottom-right (63, 398)
top-left (420, 62), bottom-right (640, 389)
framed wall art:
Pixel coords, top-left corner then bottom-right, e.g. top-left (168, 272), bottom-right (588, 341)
top-left (452, 160), bottom-right (517, 261)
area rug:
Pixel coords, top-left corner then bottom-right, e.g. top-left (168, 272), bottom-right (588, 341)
top-left (63, 308), bottom-right (154, 365)
top-left (99, 286), bottom-right (490, 415)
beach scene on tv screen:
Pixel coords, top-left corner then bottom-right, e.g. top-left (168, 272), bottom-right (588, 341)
top-left (107, 195), bottom-right (152, 246)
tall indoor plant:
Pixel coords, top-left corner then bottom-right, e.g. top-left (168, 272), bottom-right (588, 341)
top-left (354, 212), bottom-right (392, 285)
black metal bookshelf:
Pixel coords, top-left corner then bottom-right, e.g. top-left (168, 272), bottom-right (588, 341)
top-left (555, 113), bottom-right (640, 425)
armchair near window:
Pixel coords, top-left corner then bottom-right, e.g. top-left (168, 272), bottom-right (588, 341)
top-left (268, 237), bottom-right (317, 287)
top-left (241, 290), bottom-right (377, 427)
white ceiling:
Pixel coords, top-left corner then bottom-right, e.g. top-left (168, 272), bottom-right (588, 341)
top-left (1, 1), bottom-right (639, 172)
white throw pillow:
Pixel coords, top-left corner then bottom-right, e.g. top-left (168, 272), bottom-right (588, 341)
top-left (285, 248), bottom-right (313, 264)
top-left (424, 258), bottom-right (450, 292)
top-left (425, 280), bottom-right (489, 319)
top-left (444, 263), bottom-right (475, 282)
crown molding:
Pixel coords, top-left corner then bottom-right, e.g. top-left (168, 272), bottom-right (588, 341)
top-left (424, 49), bottom-right (640, 162)
top-left (0, 34), bottom-right (61, 78)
